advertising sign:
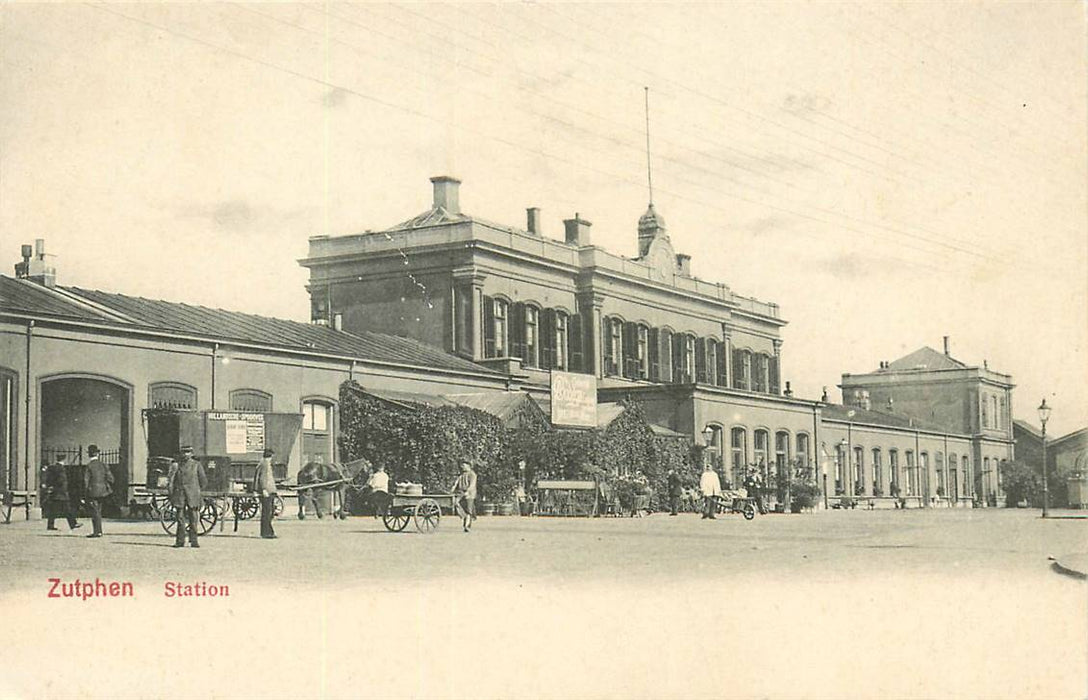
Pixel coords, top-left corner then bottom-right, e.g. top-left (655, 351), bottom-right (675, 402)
top-left (208, 412), bottom-right (266, 454)
top-left (550, 371), bottom-right (597, 428)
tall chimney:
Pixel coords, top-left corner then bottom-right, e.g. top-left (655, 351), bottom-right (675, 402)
top-left (27, 238), bottom-right (57, 288)
top-left (943, 335), bottom-right (950, 356)
top-left (526, 207), bottom-right (540, 235)
top-left (430, 175), bottom-right (461, 214)
top-left (564, 213), bottom-right (592, 247)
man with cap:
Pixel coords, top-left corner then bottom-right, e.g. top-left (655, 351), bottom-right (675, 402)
top-left (167, 446), bottom-right (207, 548)
top-left (83, 444), bottom-right (113, 538)
top-left (451, 460), bottom-right (477, 532)
top-left (253, 448), bottom-right (278, 539)
top-left (43, 453), bottom-right (81, 532)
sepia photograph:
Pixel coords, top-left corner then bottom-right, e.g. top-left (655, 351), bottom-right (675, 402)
top-left (0, 2), bottom-right (1085, 698)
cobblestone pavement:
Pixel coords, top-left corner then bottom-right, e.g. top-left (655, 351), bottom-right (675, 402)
top-left (1, 508), bottom-right (1084, 699)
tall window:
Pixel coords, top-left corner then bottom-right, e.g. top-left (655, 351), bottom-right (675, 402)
top-left (774, 431), bottom-right (790, 481)
top-left (149, 382), bottom-right (197, 410)
top-left (658, 329), bottom-right (673, 383)
top-left (0, 369), bottom-right (16, 492)
top-left (753, 429), bottom-right (769, 477)
top-left (732, 349), bottom-right (745, 390)
top-left (962, 455), bottom-right (971, 497)
top-left (853, 446), bottom-right (864, 494)
top-left (872, 448), bottom-right (882, 496)
top-left (554, 312), bottom-right (568, 371)
top-left (981, 395), bottom-right (989, 428)
top-left (523, 306), bottom-right (539, 368)
top-left (835, 443), bottom-right (846, 495)
top-left (992, 396), bottom-right (1000, 429)
top-left (302, 399), bottom-right (334, 464)
top-left (795, 433), bottom-right (811, 472)
top-left (636, 325), bottom-right (649, 379)
top-left (730, 428), bottom-right (747, 487)
top-left (935, 452), bottom-right (946, 495)
top-left (920, 452), bottom-right (929, 497)
top-left (483, 297), bottom-right (508, 358)
top-left (454, 286), bottom-right (472, 354)
top-left (889, 449), bottom-right (899, 493)
top-left (706, 425), bottom-right (723, 470)
top-left (949, 454), bottom-right (959, 500)
top-left (905, 450), bottom-right (915, 496)
top-left (682, 335), bottom-right (696, 381)
top-left (753, 354), bottom-right (768, 393)
top-left (229, 389), bottom-right (272, 412)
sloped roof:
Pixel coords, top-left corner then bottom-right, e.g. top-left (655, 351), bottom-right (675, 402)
top-left (1, 276), bottom-right (496, 377)
top-left (445, 392), bottom-right (542, 424)
top-left (821, 403), bottom-right (945, 432)
top-left (886, 346), bottom-right (968, 372)
top-left (0, 276), bottom-right (110, 323)
top-left (386, 206), bottom-right (468, 231)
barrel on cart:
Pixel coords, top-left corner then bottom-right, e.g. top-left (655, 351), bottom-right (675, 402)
top-left (142, 408), bottom-right (302, 535)
top-left (381, 490), bottom-right (455, 534)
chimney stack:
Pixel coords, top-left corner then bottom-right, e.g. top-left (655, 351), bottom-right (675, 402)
top-left (25, 239), bottom-right (57, 288)
top-left (943, 335), bottom-right (950, 356)
top-left (564, 213), bottom-right (592, 247)
top-left (430, 175), bottom-right (461, 214)
top-left (526, 207), bottom-right (541, 235)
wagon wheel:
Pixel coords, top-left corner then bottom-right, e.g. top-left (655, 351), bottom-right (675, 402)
top-left (150, 495), bottom-right (170, 519)
top-left (273, 495), bottom-right (285, 518)
top-left (234, 496), bottom-right (259, 521)
top-left (382, 508), bottom-right (411, 532)
top-left (198, 501), bottom-right (218, 535)
top-left (159, 502), bottom-right (178, 535)
top-left (743, 502), bottom-right (756, 521)
top-left (413, 498), bottom-right (441, 534)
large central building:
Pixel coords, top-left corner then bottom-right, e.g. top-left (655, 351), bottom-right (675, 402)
top-left (301, 176), bottom-right (785, 395)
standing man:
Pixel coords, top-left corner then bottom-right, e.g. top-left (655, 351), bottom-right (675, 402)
top-left (451, 461), bottom-right (477, 532)
top-left (168, 447), bottom-right (207, 548)
top-left (296, 456), bottom-right (323, 520)
top-left (365, 464), bottom-right (391, 517)
top-left (700, 462), bottom-right (722, 520)
top-left (43, 454), bottom-right (81, 531)
top-left (83, 445), bottom-right (113, 538)
top-left (254, 448), bottom-right (278, 539)
top-left (667, 469), bottom-right (682, 516)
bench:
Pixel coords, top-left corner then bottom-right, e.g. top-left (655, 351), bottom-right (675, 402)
top-left (2, 490), bottom-right (34, 523)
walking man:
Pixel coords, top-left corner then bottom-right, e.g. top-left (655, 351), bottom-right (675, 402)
top-left (700, 462), bottom-right (721, 520)
top-left (168, 446), bottom-right (207, 548)
top-left (667, 468), bottom-right (682, 516)
top-left (254, 448), bottom-right (278, 539)
top-left (83, 445), bottom-right (113, 538)
top-left (43, 454), bottom-right (81, 532)
top-left (452, 461), bottom-right (477, 532)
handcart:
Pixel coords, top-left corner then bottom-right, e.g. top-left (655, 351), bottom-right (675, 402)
top-left (713, 490), bottom-right (758, 520)
top-left (381, 492), bottom-right (455, 534)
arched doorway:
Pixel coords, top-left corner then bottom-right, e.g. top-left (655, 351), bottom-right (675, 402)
top-left (39, 375), bottom-right (130, 512)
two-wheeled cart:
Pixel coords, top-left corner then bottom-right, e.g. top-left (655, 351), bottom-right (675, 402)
top-left (380, 492), bottom-right (453, 534)
top-left (712, 491), bottom-right (758, 520)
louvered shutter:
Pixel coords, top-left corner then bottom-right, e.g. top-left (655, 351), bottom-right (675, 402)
top-left (672, 334), bottom-right (684, 383)
top-left (695, 338), bottom-right (707, 384)
top-left (540, 309), bottom-right (555, 370)
top-left (732, 348), bottom-right (744, 389)
top-left (569, 313), bottom-right (583, 372)
top-left (716, 342), bottom-right (727, 386)
top-left (623, 322), bottom-right (637, 378)
top-left (658, 330), bottom-right (672, 383)
top-left (769, 355), bottom-right (780, 395)
top-left (483, 296), bottom-right (495, 358)
top-left (648, 328), bottom-right (660, 381)
top-left (509, 303), bottom-right (524, 360)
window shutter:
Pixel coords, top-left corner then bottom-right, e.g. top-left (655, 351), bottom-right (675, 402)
top-left (648, 328), bottom-right (660, 381)
top-left (769, 355), bottom-right (780, 395)
top-left (623, 322), bottom-right (637, 378)
top-left (672, 333), bottom-right (684, 383)
top-left (695, 337), bottom-right (707, 384)
top-left (602, 317), bottom-right (614, 375)
top-left (541, 309), bottom-right (555, 370)
top-left (569, 313), bottom-right (583, 372)
top-left (659, 330), bottom-right (672, 383)
top-left (509, 303), bottom-right (525, 360)
top-left (482, 296), bottom-right (495, 358)
top-left (732, 348), bottom-right (744, 389)
top-left (716, 343), bottom-right (727, 386)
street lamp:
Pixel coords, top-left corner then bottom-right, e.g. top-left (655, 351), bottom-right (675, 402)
top-left (1038, 398), bottom-right (1052, 518)
top-left (821, 455), bottom-right (829, 510)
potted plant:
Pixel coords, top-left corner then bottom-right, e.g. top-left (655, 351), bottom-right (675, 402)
top-left (790, 479), bottom-right (820, 513)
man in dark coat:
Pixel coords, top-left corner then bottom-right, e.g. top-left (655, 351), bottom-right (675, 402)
top-left (167, 446), bottom-right (207, 548)
top-left (43, 454), bottom-right (81, 531)
top-left (667, 469), bottom-right (683, 516)
top-left (82, 445), bottom-right (113, 538)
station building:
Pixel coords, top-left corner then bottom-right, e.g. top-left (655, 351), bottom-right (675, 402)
top-left (301, 175), bottom-right (1016, 506)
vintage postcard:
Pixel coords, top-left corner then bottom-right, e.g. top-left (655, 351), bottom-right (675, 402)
top-left (0, 3), bottom-right (1085, 699)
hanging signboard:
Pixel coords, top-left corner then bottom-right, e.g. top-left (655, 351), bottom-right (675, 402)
top-left (550, 371), bottom-right (597, 428)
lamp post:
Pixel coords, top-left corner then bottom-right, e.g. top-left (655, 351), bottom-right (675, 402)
top-left (821, 458), bottom-right (828, 510)
top-left (1038, 399), bottom-right (1051, 518)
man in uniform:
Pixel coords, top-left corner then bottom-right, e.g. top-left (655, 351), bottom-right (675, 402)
top-left (83, 444), bottom-right (113, 538)
top-left (451, 461), bottom-right (477, 532)
top-left (43, 453), bottom-right (81, 531)
top-left (254, 448), bottom-right (278, 539)
top-left (168, 446), bottom-right (207, 548)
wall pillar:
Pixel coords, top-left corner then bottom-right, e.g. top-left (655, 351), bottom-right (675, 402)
top-left (721, 324), bottom-right (732, 388)
top-left (577, 292), bottom-right (605, 379)
top-left (452, 267), bottom-right (487, 361)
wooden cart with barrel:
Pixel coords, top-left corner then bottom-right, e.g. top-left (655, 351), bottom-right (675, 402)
top-left (379, 484), bottom-right (454, 534)
top-left (141, 408), bottom-right (302, 535)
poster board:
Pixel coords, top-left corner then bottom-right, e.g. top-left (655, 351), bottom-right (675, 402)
top-left (549, 371), bottom-right (597, 428)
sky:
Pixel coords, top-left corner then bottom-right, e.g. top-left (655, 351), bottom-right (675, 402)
top-left (1, 2), bottom-right (1085, 435)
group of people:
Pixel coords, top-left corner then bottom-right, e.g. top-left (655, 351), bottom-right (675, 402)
top-left (663, 463), bottom-right (767, 519)
top-left (42, 444), bottom-right (113, 537)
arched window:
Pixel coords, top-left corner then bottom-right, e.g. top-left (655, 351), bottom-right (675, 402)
top-left (935, 452), bottom-right (946, 496)
top-left (871, 448), bottom-right (883, 496)
top-left (949, 454), bottom-right (959, 501)
top-left (774, 430), bottom-right (790, 482)
top-left (705, 425), bottom-right (724, 470)
top-left (730, 427), bottom-right (747, 488)
top-left (523, 305), bottom-right (540, 368)
top-left (0, 368), bottom-right (17, 492)
top-left (229, 389), bottom-right (272, 412)
top-left (753, 429), bottom-right (770, 479)
top-left (962, 454), bottom-right (971, 498)
top-left (657, 328), bottom-right (673, 383)
top-left (905, 450), bottom-right (916, 496)
top-left (635, 325), bottom-right (650, 379)
top-left (482, 296), bottom-right (508, 358)
top-left (834, 442), bottom-right (846, 495)
top-left (919, 452), bottom-right (930, 498)
top-left (853, 446), bottom-right (865, 495)
top-left (149, 382), bottom-right (197, 410)
top-left (889, 449), bottom-right (899, 494)
top-left (795, 433), bottom-right (811, 473)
